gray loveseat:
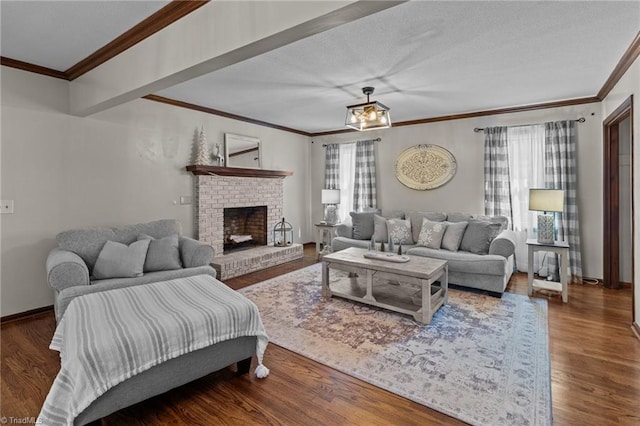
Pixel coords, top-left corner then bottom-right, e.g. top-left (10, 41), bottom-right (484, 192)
top-left (331, 210), bottom-right (516, 295)
top-left (47, 219), bottom-right (216, 322)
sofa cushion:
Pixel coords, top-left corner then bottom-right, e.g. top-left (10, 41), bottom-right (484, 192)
top-left (138, 233), bottom-right (182, 272)
top-left (113, 219), bottom-right (183, 244)
top-left (407, 211), bottom-right (447, 243)
top-left (388, 218), bottom-right (414, 244)
top-left (56, 219), bottom-right (182, 271)
top-left (441, 221), bottom-right (468, 251)
top-left (350, 210), bottom-right (381, 240)
top-left (474, 215), bottom-right (509, 231)
top-left (417, 218), bottom-right (448, 249)
top-left (92, 239), bottom-right (151, 279)
top-left (405, 246), bottom-right (508, 276)
top-left (446, 212), bottom-right (474, 223)
top-left (459, 220), bottom-right (503, 254)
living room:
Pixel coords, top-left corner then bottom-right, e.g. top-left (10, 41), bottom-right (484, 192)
top-left (1, 1), bottom-right (639, 425)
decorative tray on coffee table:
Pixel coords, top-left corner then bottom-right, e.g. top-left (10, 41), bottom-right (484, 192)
top-left (363, 252), bottom-right (411, 263)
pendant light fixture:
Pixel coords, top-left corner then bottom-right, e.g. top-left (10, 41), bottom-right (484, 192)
top-left (345, 87), bottom-right (391, 131)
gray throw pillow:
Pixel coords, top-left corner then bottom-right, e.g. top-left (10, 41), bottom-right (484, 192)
top-left (350, 210), bottom-right (381, 240)
top-left (441, 221), bottom-right (468, 252)
top-left (138, 233), bottom-right (182, 272)
top-left (408, 211), bottom-right (447, 243)
top-left (417, 218), bottom-right (448, 249)
top-left (387, 218), bottom-right (414, 244)
top-left (459, 220), bottom-right (503, 254)
top-left (92, 239), bottom-right (150, 279)
top-left (373, 215), bottom-right (388, 242)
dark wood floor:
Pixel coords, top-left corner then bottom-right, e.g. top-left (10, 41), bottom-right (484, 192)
top-left (2, 244), bottom-right (639, 425)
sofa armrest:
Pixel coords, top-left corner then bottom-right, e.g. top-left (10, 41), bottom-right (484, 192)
top-left (489, 230), bottom-right (516, 259)
top-left (46, 248), bottom-right (90, 291)
top-left (179, 237), bottom-right (215, 267)
top-left (336, 222), bottom-right (353, 238)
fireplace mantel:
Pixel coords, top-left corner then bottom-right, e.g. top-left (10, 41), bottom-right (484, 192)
top-left (186, 165), bottom-right (293, 178)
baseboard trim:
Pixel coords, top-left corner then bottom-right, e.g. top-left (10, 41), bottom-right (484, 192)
top-left (632, 322), bottom-right (640, 342)
top-left (1, 305), bottom-right (53, 325)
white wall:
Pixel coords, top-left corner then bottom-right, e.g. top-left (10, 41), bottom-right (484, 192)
top-left (602, 55), bottom-right (640, 326)
top-left (311, 102), bottom-right (602, 279)
top-left (0, 66), bottom-right (311, 316)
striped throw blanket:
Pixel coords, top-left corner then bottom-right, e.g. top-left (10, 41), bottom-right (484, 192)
top-left (38, 275), bottom-right (269, 426)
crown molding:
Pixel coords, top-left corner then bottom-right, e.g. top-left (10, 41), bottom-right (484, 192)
top-left (143, 95), bottom-right (313, 137)
top-left (0, 57), bottom-right (68, 80)
top-left (597, 31), bottom-right (640, 100)
top-left (309, 96), bottom-right (600, 136)
top-left (65, 0), bottom-right (209, 80)
top-left (1, 1), bottom-right (208, 81)
top-left (1, 13), bottom-right (636, 135)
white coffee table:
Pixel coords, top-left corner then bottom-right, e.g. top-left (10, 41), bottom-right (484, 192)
top-left (321, 247), bottom-right (448, 324)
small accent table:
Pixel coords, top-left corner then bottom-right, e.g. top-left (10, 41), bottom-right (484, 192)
top-left (315, 223), bottom-right (339, 260)
top-left (527, 239), bottom-right (570, 303)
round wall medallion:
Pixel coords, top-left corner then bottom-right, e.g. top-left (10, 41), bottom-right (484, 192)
top-left (394, 144), bottom-right (457, 190)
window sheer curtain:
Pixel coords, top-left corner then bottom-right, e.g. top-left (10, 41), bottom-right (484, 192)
top-left (506, 125), bottom-right (547, 273)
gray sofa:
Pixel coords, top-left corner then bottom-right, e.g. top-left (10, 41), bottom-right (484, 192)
top-left (331, 210), bottom-right (516, 295)
top-left (47, 219), bottom-right (216, 322)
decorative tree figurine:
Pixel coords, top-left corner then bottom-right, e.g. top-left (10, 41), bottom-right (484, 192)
top-left (194, 127), bottom-right (210, 165)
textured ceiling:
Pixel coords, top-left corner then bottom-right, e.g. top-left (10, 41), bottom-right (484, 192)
top-left (0, 1), bottom-right (169, 71)
top-left (1, 1), bottom-right (639, 134)
top-left (157, 1), bottom-right (640, 133)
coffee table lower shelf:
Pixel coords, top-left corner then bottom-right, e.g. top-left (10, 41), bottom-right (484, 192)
top-left (321, 254), bottom-right (448, 324)
top-left (329, 278), bottom-right (445, 322)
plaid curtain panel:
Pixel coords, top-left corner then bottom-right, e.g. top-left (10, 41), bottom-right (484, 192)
top-left (545, 120), bottom-right (583, 282)
top-left (324, 144), bottom-right (340, 190)
top-left (354, 140), bottom-right (377, 211)
top-left (484, 127), bottom-right (513, 227)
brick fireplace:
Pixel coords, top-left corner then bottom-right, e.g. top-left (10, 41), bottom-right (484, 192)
top-left (196, 175), bottom-right (283, 254)
top-left (223, 205), bottom-right (267, 252)
top-left (192, 166), bottom-right (303, 280)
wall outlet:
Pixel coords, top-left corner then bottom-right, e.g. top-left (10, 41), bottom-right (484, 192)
top-left (1, 200), bottom-right (14, 214)
top-left (180, 196), bottom-right (193, 205)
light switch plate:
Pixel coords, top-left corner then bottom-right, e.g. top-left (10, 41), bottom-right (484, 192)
top-left (180, 196), bottom-right (193, 205)
top-left (1, 200), bottom-right (14, 214)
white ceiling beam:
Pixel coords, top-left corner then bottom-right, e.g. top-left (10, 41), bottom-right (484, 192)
top-left (69, 1), bottom-right (404, 117)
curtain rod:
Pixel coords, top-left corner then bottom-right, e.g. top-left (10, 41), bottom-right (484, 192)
top-left (473, 117), bottom-right (585, 133)
top-left (319, 137), bottom-right (381, 147)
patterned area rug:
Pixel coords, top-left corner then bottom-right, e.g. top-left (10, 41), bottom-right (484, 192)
top-left (239, 264), bottom-right (551, 426)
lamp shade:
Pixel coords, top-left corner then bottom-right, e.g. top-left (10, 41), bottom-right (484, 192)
top-left (322, 189), bottom-right (341, 205)
top-left (529, 189), bottom-right (564, 212)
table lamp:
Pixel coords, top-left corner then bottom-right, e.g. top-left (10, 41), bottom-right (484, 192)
top-left (529, 188), bottom-right (565, 244)
top-left (321, 189), bottom-right (341, 225)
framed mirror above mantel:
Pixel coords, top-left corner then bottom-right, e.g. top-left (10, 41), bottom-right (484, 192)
top-left (225, 133), bottom-right (262, 168)
top-left (186, 165), bottom-right (293, 178)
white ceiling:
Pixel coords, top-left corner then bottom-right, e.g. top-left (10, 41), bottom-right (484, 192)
top-left (0, 1), bottom-right (170, 71)
top-left (1, 1), bottom-right (639, 134)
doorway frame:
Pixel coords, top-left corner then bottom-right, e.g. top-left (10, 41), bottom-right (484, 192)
top-left (603, 95), bottom-right (634, 299)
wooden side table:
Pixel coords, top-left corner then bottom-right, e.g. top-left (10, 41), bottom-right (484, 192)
top-left (315, 223), bottom-right (339, 260)
top-left (527, 238), bottom-right (570, 302)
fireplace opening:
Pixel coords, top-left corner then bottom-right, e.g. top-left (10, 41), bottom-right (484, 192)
top-left (223, 206), bottom-right (267, 253)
